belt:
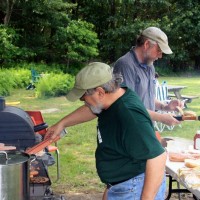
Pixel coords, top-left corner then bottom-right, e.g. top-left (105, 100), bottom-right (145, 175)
top-left (106, 178), bottom-right (129, 189)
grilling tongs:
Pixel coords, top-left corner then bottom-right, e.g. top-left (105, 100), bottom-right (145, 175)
top-left (25, 129), bottom-right (67, 155)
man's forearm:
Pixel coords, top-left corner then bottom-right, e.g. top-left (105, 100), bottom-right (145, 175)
top-left (141, 152), bottom-right (167, 200)
top-left (60, 105), bottom-right (97, 127)
top-left (45, 105), bottom-right (97, 140)
top-left (148, 109), bottom-right (163, 122)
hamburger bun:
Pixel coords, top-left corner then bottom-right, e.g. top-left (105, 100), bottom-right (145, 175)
top-left (184, 111), bottom-right (197, 117)
top-left (185, 159), bottom-right (200, 168)
top-left (169, 152), bottom-right (200, 162)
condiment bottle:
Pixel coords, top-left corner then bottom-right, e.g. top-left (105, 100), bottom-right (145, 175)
top-left (194, 130), bottom-right (200, 150)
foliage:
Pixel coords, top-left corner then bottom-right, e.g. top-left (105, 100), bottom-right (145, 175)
top-left (0, 65), bottom-right (75, 98)
top-left (11, 68), bottom-right (31, 88)
top-left (0, 68), bottom-right (31, 96)
top-left (53, 20), bottom-right (99, 65)
top-left (0, 25), bottom-right (33, 63)
top-left (0, 70), bottom-right (15, 96)
top-left (1, 0), bottom-right (99, 66)
top-left (72, 0), bottom-right (200, 69)
top-left (35, 73), bottom-right (75, 98)
top-left (1, 0), bottom-right (200, 71)
top-left (167, 0), bottom-right (200, 70)
top-left (0, 25), bottom-right (17, 62)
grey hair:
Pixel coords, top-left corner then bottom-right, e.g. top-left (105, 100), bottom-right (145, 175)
top-left (85, 73), bottom-right (123, 95)
top-left (136, 35), bottom-right (157, 47)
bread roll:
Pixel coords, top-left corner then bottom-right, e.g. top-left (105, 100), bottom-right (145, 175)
top-left (184, 111), bottom-right (197, 117)
top-left (169, 152), bottom-right (188, 162)
top-left (169, 152), bottom-right (200, 162)
top-left (185, 159), bottom-right (200, 168)
top-left (176, 106), bottom-right (184, 115)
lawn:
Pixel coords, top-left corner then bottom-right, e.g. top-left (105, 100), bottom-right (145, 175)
top-left (4, 75), bottom-right (200, 195)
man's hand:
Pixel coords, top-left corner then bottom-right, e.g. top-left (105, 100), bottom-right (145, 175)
top-left (166, 99), bottom-right (184, 111)
top-left (160, 112), bottom-right (181, 126)
top-left (44, 122), bottom-right (65, 142)
top-left (148, 110), bottom-right (181, 126)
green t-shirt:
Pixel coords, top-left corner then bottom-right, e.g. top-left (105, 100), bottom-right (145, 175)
top-left (95, 87), bottom-right (165, 184)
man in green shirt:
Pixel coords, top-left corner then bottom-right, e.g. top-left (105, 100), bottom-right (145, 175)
top-left (45, 62), bottom-right (167, 200)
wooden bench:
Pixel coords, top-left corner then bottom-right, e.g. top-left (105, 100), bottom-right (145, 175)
top-left (168, 94), bottom-right (199, 103)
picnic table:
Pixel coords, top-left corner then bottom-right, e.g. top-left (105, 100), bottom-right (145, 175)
top-left (168, 85), bottom-right (199, 106)
top-left (164, 137), bottom-right (199, 200)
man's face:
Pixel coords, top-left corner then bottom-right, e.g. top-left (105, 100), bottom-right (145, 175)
top-left (80, 89), bottom-right (104, 114)
top-left (144, 41), bottom-right (163, 65)
top-left (85, 102), bottom-right (103, 114)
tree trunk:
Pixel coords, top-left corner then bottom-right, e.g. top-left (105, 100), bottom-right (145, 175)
top-left (108, 0), bottom-right (116, 63)
top-left (4, 0), bottom-right (15, 25)
top-left (194, 56), bottom-right (200, 70)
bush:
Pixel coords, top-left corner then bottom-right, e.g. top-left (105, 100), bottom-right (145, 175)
top-left (0, 62), bottom-right (77, 97)
top-left (0, 70), bottom-right (15, 96)
top-left (35, 73), bottom-right (75, 98)
top-left (11, 68), bottom-right (31, 88)
top-left (0, 68), bottom-right (31, 96)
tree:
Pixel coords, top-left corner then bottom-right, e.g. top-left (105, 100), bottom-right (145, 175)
top-left (1, 0), bottom-right (16, 25)
top-left (72, 0), bottom-right (171, 63)
top-left (167, 0), bottom-right (200, 70)
top-left (0, 0), bottom-right (99, 65)
top-left (53, 20), bottom-right (99, 66)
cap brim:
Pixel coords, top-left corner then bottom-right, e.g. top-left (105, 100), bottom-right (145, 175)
top-left (66, 88), bottom-right (86, 102)
top-left (158, 43), bottom-right (173, 54)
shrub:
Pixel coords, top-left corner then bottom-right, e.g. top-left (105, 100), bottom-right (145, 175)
top-left (0, 70), bottom-right (15, 96)
top-left (10, 68), bottom-right (31, 88)
top-left (35, 73), bottom-right (74, 98)
top-left (0, 68), bottom-right (31, 96)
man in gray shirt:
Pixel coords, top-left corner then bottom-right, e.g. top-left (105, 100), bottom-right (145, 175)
top-left (113, 27), bottom-right (183, 126)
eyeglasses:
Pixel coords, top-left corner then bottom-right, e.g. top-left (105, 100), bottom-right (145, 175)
top-left (148, 40), bottom-right (162, 54)
top-left (156, 44), bottom-right (162, 54)
top-left (80, 88), bottom-right (96, 100)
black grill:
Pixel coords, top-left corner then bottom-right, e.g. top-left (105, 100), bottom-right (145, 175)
top-left (0, 97), bottom-right (66, 200)
top-left (0, 98), bottom-right (36, 149)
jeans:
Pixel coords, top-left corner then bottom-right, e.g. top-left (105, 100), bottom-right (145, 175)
top-left (107, 173), bottom-right (166, 200)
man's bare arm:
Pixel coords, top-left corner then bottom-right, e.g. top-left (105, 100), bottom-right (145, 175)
top-left (141, 152), bottom-right (167, 200)
top-left (45, 105), bottom-right (97, 140)
top-left (148, 109), bottom-right (180, 126)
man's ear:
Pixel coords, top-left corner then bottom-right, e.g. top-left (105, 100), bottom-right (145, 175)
top-left (95, 87), bottom-right (106, 98)
top-left (144, 39), bottom-right (150, 50)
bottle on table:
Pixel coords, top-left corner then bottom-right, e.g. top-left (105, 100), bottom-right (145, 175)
top-left (194, 130), bottom-right (200, 150)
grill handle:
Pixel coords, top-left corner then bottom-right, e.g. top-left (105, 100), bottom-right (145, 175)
top-left (34, 123), bottom-right (48, 132)
top-left (0, 151), bottom-right (8, 160)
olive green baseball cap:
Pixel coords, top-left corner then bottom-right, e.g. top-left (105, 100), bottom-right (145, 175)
top-left (66, 62), bottom-right (112, 102)
top-left (142, 27), bottom-right (172, 54)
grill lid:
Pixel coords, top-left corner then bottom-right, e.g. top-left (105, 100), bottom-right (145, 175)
top-left (0, 97), bottom-right (36, 149)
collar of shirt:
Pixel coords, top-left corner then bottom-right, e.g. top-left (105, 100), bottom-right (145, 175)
top-left (130, 47), bottom-right (149, 69)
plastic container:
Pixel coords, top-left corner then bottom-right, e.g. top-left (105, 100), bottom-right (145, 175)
top-left (194, 130), bottom-right (200, 150)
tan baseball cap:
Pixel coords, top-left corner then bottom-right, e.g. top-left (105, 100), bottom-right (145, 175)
top-left (142, 27), bottom-right (172, 54)
top-left (66, 62), bottom-right (112, 102)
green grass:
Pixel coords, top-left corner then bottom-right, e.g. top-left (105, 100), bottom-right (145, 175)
top-left (3, 75), bottom-right (200, 194)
